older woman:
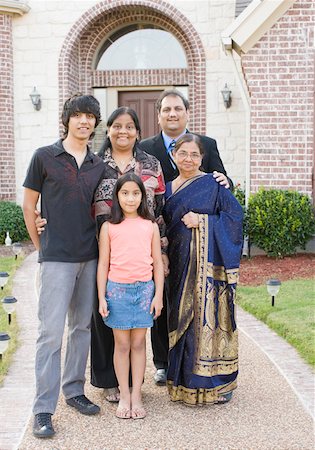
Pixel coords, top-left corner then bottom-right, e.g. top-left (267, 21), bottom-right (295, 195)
top-left (91, 107), bottom-right (167, 401)
top-left (163, 134), bottom-right (243, 406)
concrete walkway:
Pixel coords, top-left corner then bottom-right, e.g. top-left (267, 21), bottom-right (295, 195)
top-left (0, 252), bottom-right (314, 450)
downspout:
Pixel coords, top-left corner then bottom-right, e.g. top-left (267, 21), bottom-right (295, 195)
top-left (224, 47), bottom-right (251, 255)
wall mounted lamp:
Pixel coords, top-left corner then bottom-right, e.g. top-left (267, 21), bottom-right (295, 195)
top-left (221, 83), bottom-right (232, 109)
top-left (30, 86), bottom-right (41, 110)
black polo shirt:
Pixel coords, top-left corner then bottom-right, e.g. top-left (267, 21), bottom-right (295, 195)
top-left (23, 139), bottom-right (105, 263)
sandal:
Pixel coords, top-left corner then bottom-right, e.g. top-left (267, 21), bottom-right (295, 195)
top-left (104, 388), bottom-right (120, 403)
top-left (217, 392), bottom-right (233, 404)
top-left (131, 405), bottom-right (146, 420)
top-left (115, 406), bottom-right (131, 419)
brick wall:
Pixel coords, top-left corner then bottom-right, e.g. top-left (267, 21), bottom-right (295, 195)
top-left (0, 14), bottom-right (15, 201)
top-left (242, 0), bottom-right (314, 196)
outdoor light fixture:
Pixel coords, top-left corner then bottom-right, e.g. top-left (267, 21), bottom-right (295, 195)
top-left (12, 242), bottom-right (22, 260)
top-left (0, 272), bottom-right (9, 290)
top-left (2, 296), bottom-right (17, 325)
top-left (30, 86), bottom-right (41, 111)
top-left (221, 83), bottom-right (232, 108)
top-left (0, 332), bottom-right (10, 361)
top-left (266, 279), bottom-right (281, 307)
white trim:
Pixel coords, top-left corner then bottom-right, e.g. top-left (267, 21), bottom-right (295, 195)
top-left (221, 0), bottom-right (296, 55)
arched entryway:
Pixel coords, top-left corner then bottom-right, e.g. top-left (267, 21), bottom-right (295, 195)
top-left (59, 0), bottom-right (206, 136)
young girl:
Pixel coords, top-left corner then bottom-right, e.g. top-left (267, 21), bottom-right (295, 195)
top-left (97, 173), bottom-right (164, 420)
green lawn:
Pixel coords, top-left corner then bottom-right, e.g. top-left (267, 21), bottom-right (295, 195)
top-left (0, 256), bottom-right (24, 384)
top-left (237, 279), bottom-right (315, 367)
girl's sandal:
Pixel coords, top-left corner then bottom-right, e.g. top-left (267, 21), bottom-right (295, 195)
top-left (217, 392), bottom-right (233, 404)
top-left (131, 406), bottom-right (146, 420)
top-left (115, 406), bottom-right (131, 419)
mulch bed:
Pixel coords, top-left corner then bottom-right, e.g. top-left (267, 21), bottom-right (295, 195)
top-left (240, 253), bottom-right (315, 286)
top-left (0, 244), bottom-right (314, 287)
top-left (0, 242), bottom-right (35, 258)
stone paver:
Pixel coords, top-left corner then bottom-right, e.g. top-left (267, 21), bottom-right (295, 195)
top-left (0, 252), bottom-right (314, 450)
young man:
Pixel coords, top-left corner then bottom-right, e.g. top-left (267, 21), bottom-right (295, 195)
top-left (23, 94), bottom-right (106, 438)
top-left (139, 89), bottom-right (232, 385)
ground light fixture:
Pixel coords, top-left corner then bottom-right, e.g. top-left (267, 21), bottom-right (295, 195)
top-left (2, 296), bottom-right (18, 325)
top-left (0, 332), bottom-right (10, 361)
top-left (12, 242), bottom-right (22, 260)
top-left (0, 272), bottom-right (9, 290)
top-left (266, 279), bottom-right (281, 307)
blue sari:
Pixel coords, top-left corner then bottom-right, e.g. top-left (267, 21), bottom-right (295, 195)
top-left (163, 174), bottom-right (243, 405)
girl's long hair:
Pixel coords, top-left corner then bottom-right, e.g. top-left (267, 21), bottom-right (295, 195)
top-left (110, 173), bottom-right (155, 224)
top-left (98, 107), bottom-right (141, 159)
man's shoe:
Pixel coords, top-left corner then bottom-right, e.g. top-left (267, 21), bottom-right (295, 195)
top-left (154, 368), bottom-right (167, 385)
top-left (33, 413), bottom-right (55, 438)
top-left (66, 395), bottom-right (100, 415)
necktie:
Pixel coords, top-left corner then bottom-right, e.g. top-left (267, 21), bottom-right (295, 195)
top-left (167, 140), bottom-right (177, 169)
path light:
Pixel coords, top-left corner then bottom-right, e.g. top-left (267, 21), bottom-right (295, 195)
top-left (0, 272), bottom-right (9, 290)
top-left (0, 333), bottom-right (10, 361)
top-left (12, 242), bottom-right (22, 260)
top-left (266, 279), bottom-right (281, 307)
top-left (2, 296), bottom-right (18, 325)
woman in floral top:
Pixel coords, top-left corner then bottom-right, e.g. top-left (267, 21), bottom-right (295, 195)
top-left (91, 107), bottom-right (167, 400)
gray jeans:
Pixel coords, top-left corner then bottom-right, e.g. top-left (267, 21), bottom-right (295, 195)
top-left (33, 259), bottom-right (97, 415)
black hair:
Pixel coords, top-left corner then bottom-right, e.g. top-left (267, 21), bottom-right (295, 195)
top-left (156, 89), bottom-right (190, 112)
top-left (110, 173), bottom-right (155, 224)
top-left (61, 93), bottom-right (101, 138)
top-left (98, 107), bottom-right (141, 159)
top-left (173, 133), bottom-right (204, 156)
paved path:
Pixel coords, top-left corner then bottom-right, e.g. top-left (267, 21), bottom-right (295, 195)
top-left (0, 252), bottom-right (314, 450)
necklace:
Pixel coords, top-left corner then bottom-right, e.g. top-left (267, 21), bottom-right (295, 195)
top-left (112, 152), bottom-right (134, 168)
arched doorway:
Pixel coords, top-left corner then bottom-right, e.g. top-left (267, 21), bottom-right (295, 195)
top-left (59, 0), bottom-right (206, 139)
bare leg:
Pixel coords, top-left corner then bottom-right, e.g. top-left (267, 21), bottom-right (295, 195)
top-left (130, 328), bottom-right (147, 419)
top-left (113, 329), bottom-right (131, 418)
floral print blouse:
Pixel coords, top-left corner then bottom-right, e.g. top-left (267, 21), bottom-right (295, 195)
top-left (94, 145), bottom-right (167, 252)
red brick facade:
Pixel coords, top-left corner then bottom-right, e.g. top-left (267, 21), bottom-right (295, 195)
top-left (0, 13), bottom-right (15, 201)
top-left (242, 0), bottom-right (314, 196)
top-left (59, 0), bottom-right (206, 134)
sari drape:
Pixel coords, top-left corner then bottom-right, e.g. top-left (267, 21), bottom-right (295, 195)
top-left (163, 174), bottom-right (243, 405)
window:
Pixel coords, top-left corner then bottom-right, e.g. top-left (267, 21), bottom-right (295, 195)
top-left (96, 28), bottom-right (187, 70)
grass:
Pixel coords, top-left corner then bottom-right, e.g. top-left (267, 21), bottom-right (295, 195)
top-left (0, 255), bottom-right (24, 384)
top-left (237, 278), bottom-right (315, 367)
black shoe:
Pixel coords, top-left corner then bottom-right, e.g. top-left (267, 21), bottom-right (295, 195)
top-left (33, 413), bottom-right (55, 438)
top-left (66, 395), bottom-right (100, 415)
top-left (154, 368), bottom-right (167, 385)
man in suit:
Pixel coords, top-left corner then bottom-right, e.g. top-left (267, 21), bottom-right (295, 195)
top-left (139, 89), bottom-right (231, 385)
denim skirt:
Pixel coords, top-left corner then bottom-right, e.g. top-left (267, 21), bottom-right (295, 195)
top-left (103, 279), bottom-right (154, 330)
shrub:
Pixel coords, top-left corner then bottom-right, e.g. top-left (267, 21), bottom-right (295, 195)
top-left (0, 201), bottom-right (29, 245)
top-left (245, 188), bottom-right (315, 258)
top-left (233, 183), bottom-right (245, 208)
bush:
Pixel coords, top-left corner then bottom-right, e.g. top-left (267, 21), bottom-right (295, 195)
top-left (0, 201), bottom-right (29, 245)
top-left (245, 188), bottom-right (315, 258)
top-left (233, 183), bottom-right (245, 208)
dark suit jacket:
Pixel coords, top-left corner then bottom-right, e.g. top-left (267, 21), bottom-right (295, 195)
top-left (139, 132), bottom-right (231, 185)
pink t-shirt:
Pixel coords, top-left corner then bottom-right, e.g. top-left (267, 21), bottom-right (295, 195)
top-left (108, 217), bottom-right (154, 283)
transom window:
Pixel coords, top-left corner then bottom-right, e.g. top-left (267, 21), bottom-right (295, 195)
top-left (96, 27), bottom-right (187, 70)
